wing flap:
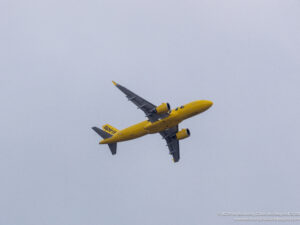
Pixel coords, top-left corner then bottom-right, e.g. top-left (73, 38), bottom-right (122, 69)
top-left (160, 126), bottom-right (180, 162)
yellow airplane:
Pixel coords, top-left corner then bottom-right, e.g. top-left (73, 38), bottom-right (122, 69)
top-left (92, 81), bottom-right (213, 162)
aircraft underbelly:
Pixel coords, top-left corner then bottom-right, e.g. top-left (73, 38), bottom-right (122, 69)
top-left (107, 115), bottom-right (182, 143)
top-left (144, 119), bottom-right (179, 134)
top-left (115, 121), bottom-right (149, 142)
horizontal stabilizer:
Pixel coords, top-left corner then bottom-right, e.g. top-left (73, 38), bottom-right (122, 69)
top-left (108, 143), bottom-right (117, 155)
top-left (92, 127), bottom-right (117, 155)
top-left (92, 127), bottom-right (112, 139)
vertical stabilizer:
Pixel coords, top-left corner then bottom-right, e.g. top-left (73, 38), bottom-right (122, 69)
top-left (102, 124), bottom-right (119, 135)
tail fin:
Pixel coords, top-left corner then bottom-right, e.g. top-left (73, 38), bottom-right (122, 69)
top-left (92, 127), bottom-right (117, 155)
top-left (102, 124), bottom-right (119, 135)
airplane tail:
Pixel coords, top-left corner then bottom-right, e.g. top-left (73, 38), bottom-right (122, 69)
top-left (92, 127), bottom-right (117, 155)
top-left (102, 124), bottom-right (119, 135)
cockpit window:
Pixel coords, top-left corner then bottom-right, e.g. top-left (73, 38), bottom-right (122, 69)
top-left (180, 106), bottom-right (184, 109)
top-left (175, 107), bottom-right (179, 111)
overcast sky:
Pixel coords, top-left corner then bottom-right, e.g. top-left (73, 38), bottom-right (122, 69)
top-left (1, 0), bottom-right (300, 224)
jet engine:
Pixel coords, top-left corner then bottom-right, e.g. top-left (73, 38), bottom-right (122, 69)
top-left (176, 129), bottom-right (190, 140)
top-left (155, 103), bottom-right (170, 114)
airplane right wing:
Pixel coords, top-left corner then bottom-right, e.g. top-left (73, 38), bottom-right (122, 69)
top-left (160, 126), bottom-right (180, 162)
top-left (112, 81), bottom-right (169, 122)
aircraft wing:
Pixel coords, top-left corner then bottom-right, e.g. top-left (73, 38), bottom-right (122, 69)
top-left (112, 81), bottom-right (169, 122)
top-left (160, 126), bottom-right (180, 162)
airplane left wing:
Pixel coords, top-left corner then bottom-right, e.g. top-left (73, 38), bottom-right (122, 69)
top-left (112, 81), bottom-right (169, 122)
top-left (160, 126), bottom-right (180, 162)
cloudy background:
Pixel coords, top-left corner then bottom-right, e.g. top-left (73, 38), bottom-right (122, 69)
top-left (1, 0), bottom-right (300, 224)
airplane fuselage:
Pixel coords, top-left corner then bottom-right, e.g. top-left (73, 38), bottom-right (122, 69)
top-left (100, 100), bottom-right (213, 144)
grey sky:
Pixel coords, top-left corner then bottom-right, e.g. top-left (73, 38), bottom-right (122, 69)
top-left (1, 0), bottom-right (300, 224)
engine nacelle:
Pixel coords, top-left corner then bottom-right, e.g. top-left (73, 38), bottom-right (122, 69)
top-left (155, 103), bottom-right (170, 114)
top-left (176, 129), bottom-right (190, 140)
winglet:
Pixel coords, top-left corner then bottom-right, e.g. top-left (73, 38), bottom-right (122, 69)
top-left (112, 81), bottom-right (117, 86)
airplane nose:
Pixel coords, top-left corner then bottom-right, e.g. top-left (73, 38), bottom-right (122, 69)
top-left (206, 100), bottom-right (213, 107)
top-left (202, 100), bottom-right (213, 110)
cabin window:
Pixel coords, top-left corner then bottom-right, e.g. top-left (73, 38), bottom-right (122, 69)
top-left (175, 107), bottom-right (179, 111)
